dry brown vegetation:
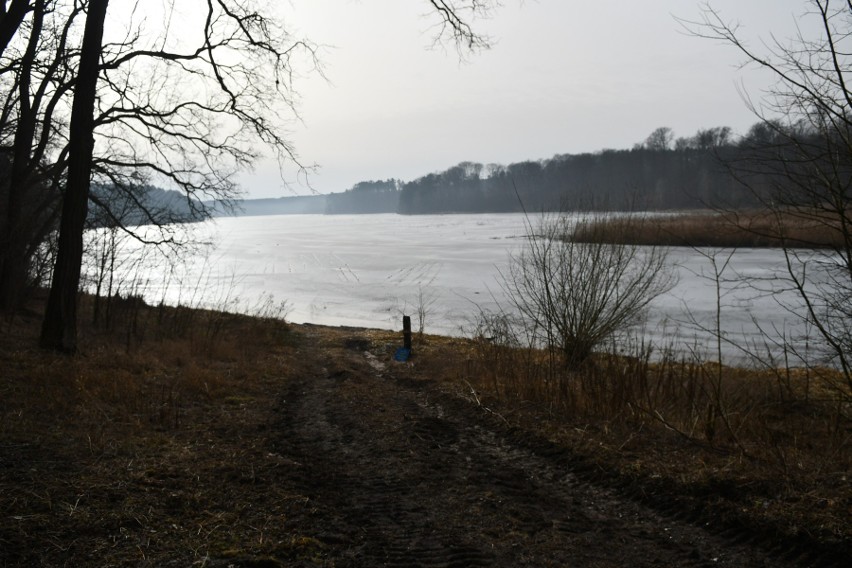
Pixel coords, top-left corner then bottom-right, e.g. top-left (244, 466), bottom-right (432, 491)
top-left (1, 294), bottom-right (849, 564)
top-left (450, 329), bottom-right (850, 552)
top-left (0, 292), bottom-right (308, 565)
top-left (572, 210), bottom-right (847, 249)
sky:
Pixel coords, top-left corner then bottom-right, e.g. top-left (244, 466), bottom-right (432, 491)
top-left (128, 0), bottom-right (818, 198)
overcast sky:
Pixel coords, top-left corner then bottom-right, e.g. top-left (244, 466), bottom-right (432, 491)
top-left (218, 1), bottom-right (812, 198)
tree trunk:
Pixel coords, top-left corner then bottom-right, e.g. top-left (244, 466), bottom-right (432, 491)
top-left (40, 0), bottom-right (108, 353)
top-left (0, 0), bottom-right (43, 312)
top-left (0, 0), bottom-right (31, 60)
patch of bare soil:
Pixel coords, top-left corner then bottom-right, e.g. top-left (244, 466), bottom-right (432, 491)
top-left (0, 318), bottom-right (847, 566)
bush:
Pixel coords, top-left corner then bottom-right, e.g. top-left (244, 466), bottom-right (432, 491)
top-left (504, 214), bottom-right (675, 368)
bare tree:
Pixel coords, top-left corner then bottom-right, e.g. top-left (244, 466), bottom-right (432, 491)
top-left (25, 0), bottom-right (499, 351)
top-left (644, 126), bottom-right (674, 151)
top-left (37, 0), bottom-right (331, 351)
top-left (687, 1), bottom-right (852, 390)
top-left (0, 0), bottom-right (32, 59)
top-left (504, 214), bottom-right (675, 368)
top-left (40, 0), bottom-right (107, 352)
top-left (426, 0), bottom-right (496, 52)
top-left (0, 0), bottom-right (80, 311)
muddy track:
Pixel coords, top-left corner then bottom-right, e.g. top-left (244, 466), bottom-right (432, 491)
top-left (265, 330), bottom-right (831, 568)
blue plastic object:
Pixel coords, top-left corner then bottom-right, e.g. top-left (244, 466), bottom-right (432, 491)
top-left (394, 347), bottom-right (411, 362)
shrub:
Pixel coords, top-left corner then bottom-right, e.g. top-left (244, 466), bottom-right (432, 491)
top-left (503, 214), bottom-right (675, 368)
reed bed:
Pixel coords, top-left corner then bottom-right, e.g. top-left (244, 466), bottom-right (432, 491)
top-left (572, 209), bottom-right (848, 249)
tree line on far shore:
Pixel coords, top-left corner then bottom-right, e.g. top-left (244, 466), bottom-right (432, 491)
top-left (316, 123), bottom-right (787, 216)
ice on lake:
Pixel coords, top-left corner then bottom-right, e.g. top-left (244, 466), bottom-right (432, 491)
top-left (92, 213), bottom-right (831, 367)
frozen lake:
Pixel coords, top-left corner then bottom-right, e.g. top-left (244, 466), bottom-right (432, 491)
top-left (93, 213), bottom-right (829, 366)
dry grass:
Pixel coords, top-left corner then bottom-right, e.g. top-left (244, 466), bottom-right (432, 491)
top-left (0, 292), bottom-right (302, 565)
top-left (443, 331), bottom-right (851, 547)
top-left (1, 293), bottom-right (849, 562)
top-left (572, 209), bottom-right (848, 248)
top-left (1, 293), bottom-right (293, 432)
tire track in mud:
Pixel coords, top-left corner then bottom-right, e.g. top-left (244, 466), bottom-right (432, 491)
top-left (271, 333), bottom-right (817, 567)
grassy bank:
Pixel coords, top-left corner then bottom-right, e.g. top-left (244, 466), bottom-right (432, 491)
top-left (1, 295), bottom-right (849, 563)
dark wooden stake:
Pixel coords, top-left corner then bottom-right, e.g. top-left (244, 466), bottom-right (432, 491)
top-left (403, 315), bottom-right (412, 350)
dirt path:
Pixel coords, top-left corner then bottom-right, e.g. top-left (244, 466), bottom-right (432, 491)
top-left (268, 328), bottom-right (807, 567)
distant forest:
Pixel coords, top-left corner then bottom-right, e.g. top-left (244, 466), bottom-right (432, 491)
top-left (228, 124), bottom-right (784, 216)
top-left (88, 184), bottom-right (205, 228)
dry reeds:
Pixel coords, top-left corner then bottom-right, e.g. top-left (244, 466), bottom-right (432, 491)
top-left (572, 209), bottom-right (848, 249)
top-left (462, 329), bottom-right (850, 494)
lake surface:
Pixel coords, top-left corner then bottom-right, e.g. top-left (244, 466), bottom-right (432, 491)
top-left (92, 213), bottom-right (828, 366)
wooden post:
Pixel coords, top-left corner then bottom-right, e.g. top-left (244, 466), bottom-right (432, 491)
top-left (403, 315), bottom-right (412, 350)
